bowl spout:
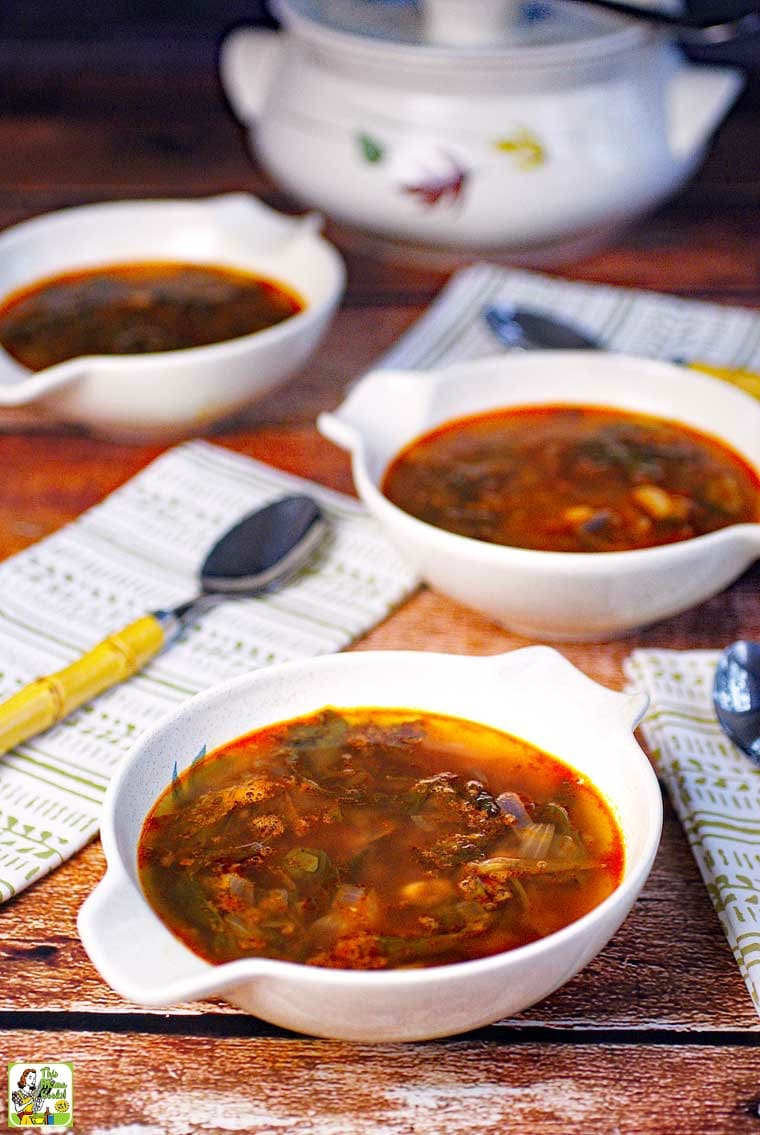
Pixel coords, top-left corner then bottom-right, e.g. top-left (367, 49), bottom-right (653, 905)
top-left (667, 63), bottom-right (744, 160)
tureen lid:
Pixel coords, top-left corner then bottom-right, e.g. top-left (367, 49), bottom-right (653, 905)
top-left (274, 0), bottom-right (651, 70)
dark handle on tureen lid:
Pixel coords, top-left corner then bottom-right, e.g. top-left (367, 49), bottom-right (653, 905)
top-left (569, 0), bottom-right (760, 45)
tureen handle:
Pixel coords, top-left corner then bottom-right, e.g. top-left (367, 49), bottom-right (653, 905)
top-left (219, 27), bottom-right (282, 125)
top-left (667, 63), bottom-right (744, 160)
top-left (207, 192), bottom-right (324, 249)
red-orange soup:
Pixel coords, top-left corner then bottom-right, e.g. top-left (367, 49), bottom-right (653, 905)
top-left (0, 261), bottom-right (303, 370)
top-left (381, 404), bottom-right (760, 553)
top-left (137, 708), bottom-right (624, 970)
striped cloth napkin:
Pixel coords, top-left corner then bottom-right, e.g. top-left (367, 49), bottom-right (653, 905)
top-left (625, 650), bottom-right (760, 1016)
top-left (0, 442), bottom-right (417, 902)
top-left (376, 262), bottom-right (760, 377)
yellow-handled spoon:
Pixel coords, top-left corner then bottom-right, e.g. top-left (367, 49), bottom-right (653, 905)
top-left (0, 494), bottom-right (328, 757)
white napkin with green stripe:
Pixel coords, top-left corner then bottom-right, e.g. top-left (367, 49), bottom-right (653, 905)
top-left (625, 649), bottom-right (760, 1016)
top-left (0, 441), bottom-right (417, 902)
top-left (377, 263), bottom-right (760, 374)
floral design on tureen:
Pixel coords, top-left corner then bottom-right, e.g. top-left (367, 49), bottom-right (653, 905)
top-left (355, 127), bottom-right (546, 211)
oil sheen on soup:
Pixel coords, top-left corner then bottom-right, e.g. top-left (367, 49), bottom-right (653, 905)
top-left (137, 708), bottom-right (624, 970)
top-left (381, 404), bottom-right (760, 553)
top-left (0, 261), bottom-right (304, 370)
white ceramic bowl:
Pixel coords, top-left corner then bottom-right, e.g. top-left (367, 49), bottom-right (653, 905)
top-left (0, 193), bottom-right (345, 439)
top-left (318, 352), bottom-right (760, 640)
top-left (78, 646), bottom-right (661, 1042)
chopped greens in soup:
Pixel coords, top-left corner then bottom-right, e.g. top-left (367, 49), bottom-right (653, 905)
top-left (138, 708), bottom-right (623, 970)
top-left (0, 261), bottom-right (303, 370)
top-left (381, 404), bottom-right (760, 553)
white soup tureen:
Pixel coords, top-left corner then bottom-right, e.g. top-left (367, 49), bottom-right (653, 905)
top-left (220, 0), bottom-right (743, 263)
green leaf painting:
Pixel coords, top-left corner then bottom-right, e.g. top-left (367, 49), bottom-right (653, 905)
top-left (357, 133), bottom-right (384, 163)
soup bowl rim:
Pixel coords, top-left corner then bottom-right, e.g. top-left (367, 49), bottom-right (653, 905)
top-left (0, 192), bottom-right (346, 431)
top-left (0, 194), bottom-right (345, 350)
top-left (0, 271), bottom-right (335, 377)
top-left (319, 350), bottom-right (760, 566)
top-left (79, 646), bottom-right (662, 1022)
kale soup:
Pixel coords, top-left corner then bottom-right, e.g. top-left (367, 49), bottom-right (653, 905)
top-left (381, 404), bottom-right (760, 553)
top-left (137, 707), bottom-right (624, 970)
top-left (0, 261), bottom-right (304, 370)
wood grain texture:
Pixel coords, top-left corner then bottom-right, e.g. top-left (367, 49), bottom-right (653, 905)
top-left (1, 800), bottom-right (756, 1029)
top-left (0, 71), bottom-right (759, 299)
top-left (1, 40), bottom-right (760, 1132)
top-left (3, 1031), bottom-right (760, 1135)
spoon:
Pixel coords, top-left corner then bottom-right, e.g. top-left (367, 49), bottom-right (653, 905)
top-left (483, 303), bottom-right (600, 352)
top-left (0, 494), bottom-right (327, 757)
top-left (713, 640), bottom-right (760, 765)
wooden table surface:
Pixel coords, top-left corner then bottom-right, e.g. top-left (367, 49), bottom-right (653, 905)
top-left (2, 45), bottom-right (760, 1135)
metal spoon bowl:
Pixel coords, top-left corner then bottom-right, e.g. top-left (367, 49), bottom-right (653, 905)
top-left (575, 2), bottom-right (760, 47)
top-left (0, 494), bottom-right (328, 756)
top-left (713, 640), bottom-right (760, 765)
top-left (163, 494), bottom-right (327, 632)
top-left (483, 303), bottom-right (600, 352)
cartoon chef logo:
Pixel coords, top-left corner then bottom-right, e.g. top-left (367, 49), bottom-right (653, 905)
top-left (7, 1063), bottom-right (73, 1128)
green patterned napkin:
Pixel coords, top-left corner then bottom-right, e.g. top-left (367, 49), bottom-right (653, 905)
top-left (0, 441), bottom-right (417, 903)
top-left (625, 649), bottom-right (760, 1014)
top-left (379, 263), bottom-right (760, 376)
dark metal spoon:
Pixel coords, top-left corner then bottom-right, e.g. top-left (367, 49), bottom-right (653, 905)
top-left (713, 640), bottom-right (760, 764)
top-left (0, 494), bottom-right (328, 756)
top-left (161, 495), bottom-right (328, 636)
top-left (483, 303), bottom-right (600, 352)
top-left (569, 2), bottom-right (760, 47)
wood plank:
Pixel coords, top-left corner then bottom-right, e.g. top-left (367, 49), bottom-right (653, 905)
top-left (1, 1031), bottom-right (760, 1134)
top-left (0, 424), bottom-right (354, 559)
top-left (0, 111), bottom-right (252, 195)
top-left (1, 802), bottom-right (755, 1029)
top-left (0, 583), bottom-right (757, 1032)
